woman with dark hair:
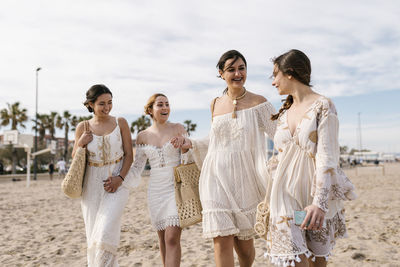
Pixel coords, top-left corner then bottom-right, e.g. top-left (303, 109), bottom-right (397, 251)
top-left (72, 84), bottom-right (133, 266)
top-left (265, 49), bottom-right (356, 266)
top-left (128, 93), bottom-right (187, 267)
top-left (172, 50), bottom-right (276, 267)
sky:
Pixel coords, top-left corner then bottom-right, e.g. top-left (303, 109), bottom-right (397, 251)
top-left (0, 0), bottom-right (399, 153)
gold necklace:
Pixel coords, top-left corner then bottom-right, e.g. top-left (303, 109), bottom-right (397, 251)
top-left (227, 88), bottom-right (247, 118)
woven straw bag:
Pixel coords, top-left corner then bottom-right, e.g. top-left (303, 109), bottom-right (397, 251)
top-left (254, 149), bottom-right (278, 240)
top-left (61, 121), bottom-right (88, 199)
top-left (174, 162), bottom-right (202, 228)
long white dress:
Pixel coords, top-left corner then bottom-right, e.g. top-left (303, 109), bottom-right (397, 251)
top-left (81, 118), bottom-right (130, 267)
top-left (127, 142), bottom-right (181, 230)
top-left (265, 96), bottom-right (356, 266)
top-left (189, 101), bottom-right (276, 239)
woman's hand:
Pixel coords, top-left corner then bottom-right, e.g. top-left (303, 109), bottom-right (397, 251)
top-left (77, 130), bottom-right (93, 148)
top-left (171, 136), bottom-right (192, 150)
top-left (301, 204), bottom-right (325, 230)
top-left (103, 176), bottom-right (123, 193)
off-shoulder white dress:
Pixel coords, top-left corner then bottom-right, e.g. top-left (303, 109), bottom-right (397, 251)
top-left (265, 96), bottom-right (356, 266)
top-left (189, 101), bottom-right (276, 240)
top-left (128, 142), bottom-right (181, 230)
top-left (81, 118), bottom-right (131, 267)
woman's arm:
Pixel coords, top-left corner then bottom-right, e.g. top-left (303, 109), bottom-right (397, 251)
top-left (117, 117), bottom-right (133, 178)
top-left (302, 99), bottom-right (339, 230)
top-left (253, 97), bottom-right (277, 139)
top-left (71, 121), bottom-right (92, 158)
top-left (104, 117), bottom-right (133, 192)
top-left (123, 132), bottom-right (148, 189)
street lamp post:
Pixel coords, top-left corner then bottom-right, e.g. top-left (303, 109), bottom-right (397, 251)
top-left (34, 67), bottom-right (41, 180)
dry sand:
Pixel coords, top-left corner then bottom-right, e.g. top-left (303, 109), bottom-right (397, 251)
top-left (0, 164), bottom-right (399, 267)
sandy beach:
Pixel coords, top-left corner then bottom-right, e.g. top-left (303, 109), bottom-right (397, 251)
top-left (0, 163), bottom-right (399, 267)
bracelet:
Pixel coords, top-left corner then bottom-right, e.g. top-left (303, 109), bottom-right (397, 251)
top-left (118, 174), bottom-right (124, 181)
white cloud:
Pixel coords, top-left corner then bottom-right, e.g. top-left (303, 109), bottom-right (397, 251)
top-left (0, 0), bottom-right (399, 151)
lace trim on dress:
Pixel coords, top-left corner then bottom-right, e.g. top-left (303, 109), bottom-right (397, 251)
top-left (87, 241), bottom-right (118, 267)
top-left (265, 210), bottom-right (346, 266)
top-left (202, 206), bottom-right (258, 240)
top-left (88, 241), bottom-right (118, 255)
top-left (154, 216), bottom-right (180, 231)
top-left (203, 227), bottom-right (256, 240)
top-left (264, 249), bottom-right (333, 267)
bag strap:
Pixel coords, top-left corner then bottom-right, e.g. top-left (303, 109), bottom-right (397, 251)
top-left (263, 144), bottom-right (276, 206)
top-left (83, 120), bottom-right (89, 150)
top-left (211, 97), bottom-right (218, 121)
top-left (84, 120), bottom-right (89, 132)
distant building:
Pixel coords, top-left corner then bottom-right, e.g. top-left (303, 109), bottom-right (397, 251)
top-left (353, 151), bottom-right (396, 162)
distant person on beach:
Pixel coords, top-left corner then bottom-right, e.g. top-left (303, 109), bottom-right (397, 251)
top-left (48, 161), bottom-right (54, 180)
top-left (128, 93), bottom-right (187, 267)
top-left (72, 84), bottom-right (133, 266)
top-left (56, 158), bottom-right (66, 177)
top-left (0, 161), bottom-right (4, 175)
top-left (265, 49), bottom-right (356, 266)
top-left (172, 50), bottom-right (277, 267)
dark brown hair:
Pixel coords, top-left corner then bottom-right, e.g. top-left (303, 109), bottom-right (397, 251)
top-left (216, 50), bottom-right (247, 94)
top-left (144, 93), bottom-right (167, 118)
top-left (271, 49), bottom-right (312, 120)
top-left (83, 84), bottom-right (113, 113)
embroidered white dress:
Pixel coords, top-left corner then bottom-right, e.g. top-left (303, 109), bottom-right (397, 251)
top-left (128, 142), bottom-right (181, 230)
top-left (189, 101), bottom-right (276, 239)
top-left (265, 96), bottom-right (356, 266)
top-left (81, 118), bottom-right (131, 267)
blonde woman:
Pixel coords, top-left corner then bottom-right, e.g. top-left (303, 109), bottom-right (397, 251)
top-left (72, 84), bottom-right (133, 266)
top-left (128, 93), bottom-right (187, 267)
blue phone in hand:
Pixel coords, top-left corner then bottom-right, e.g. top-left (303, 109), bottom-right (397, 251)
top-left (294, 210), bottom-right (308, 226)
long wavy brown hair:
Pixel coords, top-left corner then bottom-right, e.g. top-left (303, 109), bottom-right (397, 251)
top-left (271, 49), bottom-right (312, 121)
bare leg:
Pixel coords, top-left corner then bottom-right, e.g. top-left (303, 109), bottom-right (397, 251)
top-left (233, 237), bottom-right (255, 267)
top-left (213, 235), bottom-right (234, 267)
top-left (295, 254), bottom-right (309, 267)
top-left (157, 230), bottom-right (166, 266)
top-left (164, 226), bottom-right (182, 267)
top-left (308, 256), bottom-right (327, 267)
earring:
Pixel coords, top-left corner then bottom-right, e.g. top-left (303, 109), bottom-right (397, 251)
top-left (288, 76), bottom-right (292, 79)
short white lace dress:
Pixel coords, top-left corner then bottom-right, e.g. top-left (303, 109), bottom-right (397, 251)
top-left (265, 96), bottom-right (356, 266)
top-left (189, 101), bottom-right (276, 240)
top-left (128, 142), bottom-right (181, 230)
top-left (81, 117), bottom-right (131, 267)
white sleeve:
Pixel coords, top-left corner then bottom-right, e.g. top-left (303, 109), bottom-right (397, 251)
top-left (187, 135), bottom-right (209, 170)
top-left (312, 101), bottom-right (339, 212)
top-left (123, 146), bottom-right (147, 189)
top-left (254, 101), bottom-right (277, 139)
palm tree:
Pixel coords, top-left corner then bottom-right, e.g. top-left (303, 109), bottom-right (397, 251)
top-left (56, 111), bottom-right (76, 161)
top-left (0, 102), bottom-right (28, 130)
top-left (0, 102), bottom-right (28, 174)
top-left (130, 115), bottom-right (151, 135)
top-left (46, 111), bottom-right (58, 140)
top-left (32, 113), bottom-right (48, 145)
top-left (71, 115), bottom-right (93, 131)
top-left (183, 120), bottom-right (197, 136)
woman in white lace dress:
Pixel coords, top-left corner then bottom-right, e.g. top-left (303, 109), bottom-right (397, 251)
top-left (128, 93), bottom-right (187, 267)
top-left (172, 50), bottom-right (276, 267)
top-left (72, 84), bottom-right (133, 267)
top-left (265, 49), bottom-right (356, 267)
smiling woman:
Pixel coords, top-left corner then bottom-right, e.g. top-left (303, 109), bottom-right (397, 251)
top-left (71, 84), bottom-right (134, 267)
top-left (127, 93), bottom-right (187, 267)
top-left (170, 50), bottom-right (277, 267)
top-left (265, 50), bottom-right (356, 267)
